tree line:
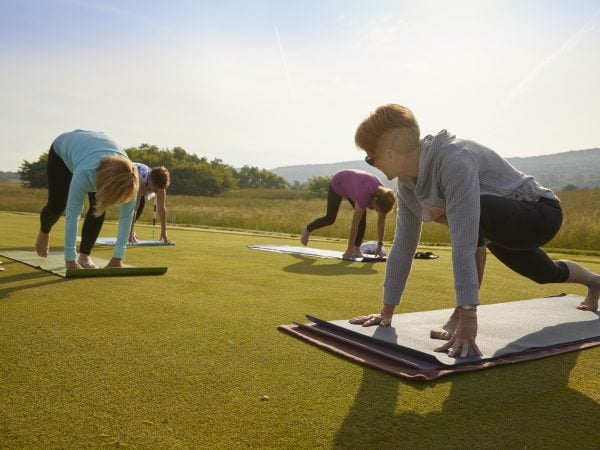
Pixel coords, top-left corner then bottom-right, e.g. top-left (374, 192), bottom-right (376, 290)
top-left (18, 144), bottom-right (304, 196)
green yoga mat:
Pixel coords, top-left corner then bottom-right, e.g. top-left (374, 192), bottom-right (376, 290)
top-left (0, 250), bottom-right (167, 278)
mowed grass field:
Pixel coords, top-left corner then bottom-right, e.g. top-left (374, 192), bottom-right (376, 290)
top-left (1, 211), bottom-right (599, 448)
top-left (1, 182), bottom-right (599, 252)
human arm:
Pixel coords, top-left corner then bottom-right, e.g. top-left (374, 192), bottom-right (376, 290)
top-left (155, 188), bottom-right (171, 243)
top-left (128, 194), bottom-right (142, 244)
top-left (476, 245), bottom-right (486, 287)
top-left (63, 171), bottom-right (89, 264)
top-left (433, 247), bottom-right (486, 357)
top-left (349, 195), bottom-right (422, 326)
top-left (433, 150), bottom-right (483, 355)
top-left (375, 211), bottom-right (387, 257)
top-left (343, 205), bottom-right (366, 259)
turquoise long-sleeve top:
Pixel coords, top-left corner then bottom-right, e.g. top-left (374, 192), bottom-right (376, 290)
top-left (52, 130), bottom-right (137, 261)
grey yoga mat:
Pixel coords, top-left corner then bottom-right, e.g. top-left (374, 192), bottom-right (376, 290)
top-left (279, 294), bottom-right (600, 380)
top-left (248, 244), bottom-right (386, 262)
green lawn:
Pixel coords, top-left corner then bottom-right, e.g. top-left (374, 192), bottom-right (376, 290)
top-left (1, 212), bottom-right (599, 448)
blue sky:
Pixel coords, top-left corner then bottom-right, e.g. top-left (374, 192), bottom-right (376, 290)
top-left (1, 0), bottom-right (599, 171)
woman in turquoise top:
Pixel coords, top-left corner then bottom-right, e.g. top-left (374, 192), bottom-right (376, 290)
top-left (35, 130), bottom-right (139, 269)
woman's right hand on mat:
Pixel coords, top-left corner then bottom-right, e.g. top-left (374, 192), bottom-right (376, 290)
top-left (128, 232), bottom-right (139, 245)
top-left (349, 313), bottom-right (392, 326)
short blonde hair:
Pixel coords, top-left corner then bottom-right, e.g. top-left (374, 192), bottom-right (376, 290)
top-left (94, 156), bottom-right (139, 217)
top-left (355, 104), bottom-right (420, 154)
top-left (371, 186), bottom-right (396, 214)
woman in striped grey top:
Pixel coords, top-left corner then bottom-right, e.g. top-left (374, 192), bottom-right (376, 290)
top-left (350, 104), bottom-right (600, 358)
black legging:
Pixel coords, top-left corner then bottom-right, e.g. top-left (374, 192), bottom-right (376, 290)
top-left (479, 195), bottom-right (569, 284)
top-left (306, 186), bottom-right (367, 246)
top-left (135, 195), bottom-right (146, 221)
top-left (40, 147), bottom-right (105, 255)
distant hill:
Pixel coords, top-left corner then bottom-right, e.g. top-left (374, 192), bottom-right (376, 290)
top-left (0, 171), bottom-right (19, 183)
top-left (272, 148), bottom-right (600, 191)
top-left (271, 160), bottom-right (392, 187)
top-left (505, 149), bottom-right (600, 191)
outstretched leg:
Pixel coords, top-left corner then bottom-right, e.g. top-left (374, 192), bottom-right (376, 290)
top-left (78, 192), bottom-right (105, 268)
top-left (37, 147), bottom-right (72, 257)
top-left (302, 186), bottom-right (342, 246)
top-left (35, 232), bottom-right (50, 258)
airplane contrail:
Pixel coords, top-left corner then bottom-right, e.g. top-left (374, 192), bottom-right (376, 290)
top-left (502, 9), bottom-right (600, 107)
top-left (275, 26), bottom-right (296, 102)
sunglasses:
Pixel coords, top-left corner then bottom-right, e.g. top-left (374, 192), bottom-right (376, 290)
top-left (365, 129), bottom-right (401, 167)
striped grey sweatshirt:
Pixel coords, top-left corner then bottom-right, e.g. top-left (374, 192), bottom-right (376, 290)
top-left (383, 130), bottom-right (558, 307)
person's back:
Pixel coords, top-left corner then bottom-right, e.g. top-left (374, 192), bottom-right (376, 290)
top-left (52, 130), bottom-right (127, 173)
top-left (330, 169), bottom-right (383, 209)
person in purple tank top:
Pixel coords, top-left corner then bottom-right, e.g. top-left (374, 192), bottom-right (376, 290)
top-left (129, 163), bottom-right (172, 245)
top-left (301, 169), bottom-right (396, 260)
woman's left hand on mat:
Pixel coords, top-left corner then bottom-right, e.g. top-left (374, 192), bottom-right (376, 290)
top-left (434, 308), bottom-right (482, 358)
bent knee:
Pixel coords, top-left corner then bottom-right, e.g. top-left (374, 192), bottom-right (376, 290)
top-left (530, 261), bottom-right (570, 284)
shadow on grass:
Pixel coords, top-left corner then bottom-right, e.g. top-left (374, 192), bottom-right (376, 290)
top-left (333, 326), bottom-right (600, 448)
top-left (0, 262), bottom-right (66, 300)
top-left (282, 255), bottom-right (378, 276)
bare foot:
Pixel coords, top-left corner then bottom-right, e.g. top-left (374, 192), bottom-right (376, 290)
top-left (300, 227), bottom-right (310, 246)
top-left (77, 254), bottom-right (97, 269)
top-left (562, 260), bottom-right (600, 312)
top-left (35, 231), bottom-right (50, 257)
top-left (577, 274), bottom-right (600, 311)
top-left (430, 308), bottom-right (459, 340)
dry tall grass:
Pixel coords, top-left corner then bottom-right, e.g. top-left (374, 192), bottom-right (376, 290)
top-left (1, 182), bottom-right (598, 251)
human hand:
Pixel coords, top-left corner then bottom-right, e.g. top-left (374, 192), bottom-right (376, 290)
top-left (128, 232), bottom-right (139, 245)
top-left (342, 249), bottom-right (355, 260)
top-left (349, 313), bottom-right (392, 327)
top-left (105, 257), bottom-right (123, 268)
top-left (160, 232), bottom-right (173, 244)
top-left (434, 308), bottom-right (482, 358)
top-left (375, 244), bottom-right (385, 258)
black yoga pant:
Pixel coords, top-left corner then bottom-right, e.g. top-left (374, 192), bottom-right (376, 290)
top-left (479, 195), bottom-right (569, 284)
top-left (40, 147), bottom-right (105, 256)
top-left (306, 186), bottom-right (366, 246)
top-left (135, 195), bottom-right (146, 222)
